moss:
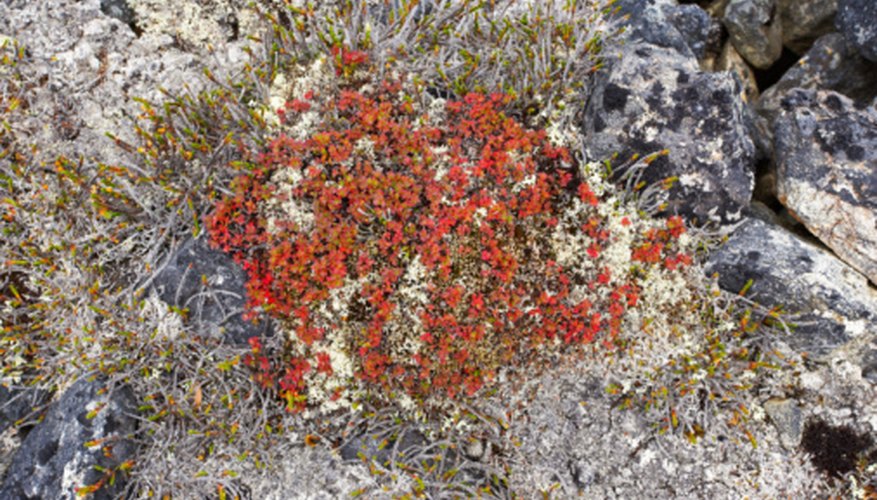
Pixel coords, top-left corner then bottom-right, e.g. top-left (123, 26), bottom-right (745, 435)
top-left (801, 417), bottom-right (876, 479)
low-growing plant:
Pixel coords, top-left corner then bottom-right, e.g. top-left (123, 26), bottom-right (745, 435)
top-left (207, 69), bottom-right (701, 419)
top-left (264, 0), bottom-right (622, 130)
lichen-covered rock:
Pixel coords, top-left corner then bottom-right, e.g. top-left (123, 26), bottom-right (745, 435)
top-left (0, 384), bottom-right (48, 434)
top-left (668, 4), bottom-right (724, 64)
top-left (756, 33), bottom-right (877, 134)
top-left (763, 398), bottom-right (803, 450)
top-left (613, 0), bottom-right (722, 65)
top-left (503, 366), bottom-right (826, 497)
top-left (777, 0), bottom-right (837, 54)
top-left (0, 377), bottom-right (137, 500)
top-left (705, 218), bottom-right (877, 358)
top-left (774, 89), bottom-right (877, 285)
top-left (0, 0), bottom-right (256, 169)
top-left (153, 238), bottom-right (271, 345)
top-left (583, 42), bottom-right (755, 225)
top-left (717, 41), bottom-right (759, 103)
top-left (836, 0), bottom-right (877, 62)
top-left (723, 0), bottom-right (784, 69)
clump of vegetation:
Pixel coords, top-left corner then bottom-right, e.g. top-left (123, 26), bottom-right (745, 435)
top-left (1, 1), bottom-right (815, 498)
top-left (268, 0), bottom-right (622, 130)
top-left (207, 75), bottom-right (697, 416)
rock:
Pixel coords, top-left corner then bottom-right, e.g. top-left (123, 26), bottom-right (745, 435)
top-left (763, 398), bottom-right (803, 450)
top-left (717, 41), bottom-right (760, 103)
top-left (612, 0), bottom-right (697, 58)
top-left (0, 377), bottom-right (137, 500)
top-left (583, 42), bottom-right (755, 225)
top-left (704, 218), bottom-right (877, 358)
top-left (756, 33), bottom-right (877, 135)
top-left (836, 0), bottom-right (877, 62)
top-left (153, 238), bottom-right (272, 345)
top-left (613, 0), bottom-right (722, 66)
top-left (777, 0), bottom-right (837, 54)
top-left (704, 0), bottom-right (731, 18)
top-left (861, 346), bottom-right (877, 382)
top-left (774, 89), bottom-right (877, 285)
top-left (0, 384), bottom-right (48, 434)
top-left (99, 0), bottom-right (138, 33)
top-left (464, 438), bottom-right (485, 460)
top-left (723, 0), bottom-right (784, 69)
top-left (339, 428), bottom-right (427, 465)
top-left (668, 4), bottom-right (724, 66)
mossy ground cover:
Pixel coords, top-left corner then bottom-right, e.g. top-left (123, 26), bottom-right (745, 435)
top-left (0, 1), bottom-right (858, 498)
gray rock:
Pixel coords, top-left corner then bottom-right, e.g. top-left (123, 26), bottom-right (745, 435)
top-left (99, 0), bottom-right (137, 32)
top-left (0, 377), bottom-right (137, 500)
top-left (723, 0), bottom-right (784, 69)
top-left (777, 0), bottom-right (837, 54)
top-left (704, 218), bottom-right (877, 358)
top-left (0, 384), bottom-right (48, 434)
top-left (339, 428), bottom-right (428, 464)
top-left (774, 89), bottom-right (877, 285)
top-left (613, 0), bottom-right (722, 65)
top-left (583, 42), bottom-right (755, 225)
top-left (153, 238), bottom-right (272, 345)
top-left (836, 0), bottom-right (877, 62)
top-left (763, 398), bottom-right (803, 450)
top-left (717, 41), bottom-right (760, 103)
top-left (862, 346), bottom-right (877, 382)
top-left (668, 4), bottom-right (724, 64)
top-left (756, 33), bottom-right (877, 135)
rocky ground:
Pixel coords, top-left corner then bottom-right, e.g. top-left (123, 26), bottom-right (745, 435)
top-left (1, 0), bottom-right (876, 498)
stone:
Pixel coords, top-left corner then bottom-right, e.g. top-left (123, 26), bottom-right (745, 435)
top-left (613, 0), bottom-right (722, 66)
top-left (777, 0), bottom-right (837, 54)
top-left (763, 398), bottom-right (803, 450)
top-left (582, 42), bottom-right (755, 225)
top-left (723, 0), bottom-right (784, 69)
top-left (836, 0), bottom-right (877, 62)
top-left (861, 346), bottom-right (877, 382)
top-left (0, 377), bottom-right (137, 500)
top-left (704, 218), bottom-right (877, 358)
top-left (99, 0), bottom-right (138, 33)
top-left (153, 238), bottom-right (272, 345)
top-left (717, 41), bottom-right (759, 103)
top-left (774, 89), bottom-right (877, 285)
top-left (756, 33), bottom-right (877, 135)
top-left (339, 427), bottom-right (427, 465)
top-left (0, 384), bottom-right (48, 434)
top-left (667, 4), bottom-right (724, 65)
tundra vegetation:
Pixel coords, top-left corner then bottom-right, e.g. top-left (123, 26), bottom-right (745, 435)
top-left (0, 1), bottom-right (831, 498)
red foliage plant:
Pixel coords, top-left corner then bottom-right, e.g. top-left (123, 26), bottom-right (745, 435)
top-left (207, 79), bottom-right (692, 414)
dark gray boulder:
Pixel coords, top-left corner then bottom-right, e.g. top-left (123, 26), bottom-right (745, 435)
top-left (668, 4), bottom-right (724, 63)
top-left (836, 0), bottom-right (877, 62)
top-left (756, 33), bottom-right (877, 135)
top-left (153, 238), bottom-right (272, 345)
top-left (723, 0), bottom-right (784, 69)
top-left (774, 89), bottom-right (877, 285)
top-left (777, 0), bottom-right (838, 54)
top-left (0, 377), bottom-right (137, 500)
top-left (583, 42), bottom-right (755, 225)
top-left (0, 384), bottom-right (48, 434)
top-left (613, 0), bottom-right (722, 65)
top-left (704, 218), bottom-right (877, 358)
